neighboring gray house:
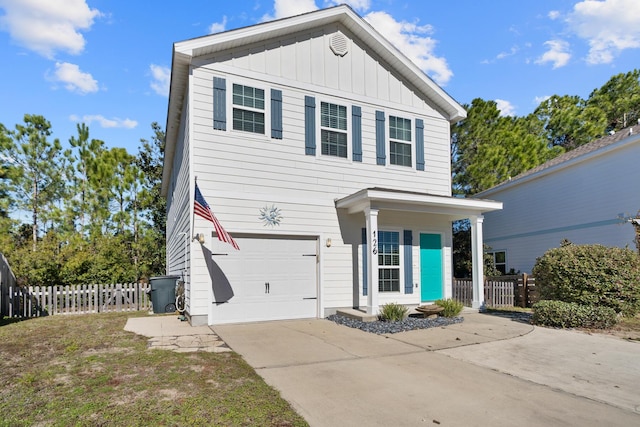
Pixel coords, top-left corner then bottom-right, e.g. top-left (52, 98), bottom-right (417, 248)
top-left (477, 123), bottom-right (640, 275)
top-left (161, 5), bottom-right (501, 326)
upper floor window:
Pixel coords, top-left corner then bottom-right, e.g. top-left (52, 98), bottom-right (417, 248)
top-left (320, 102), bottom-right (347, 158)
top-left (233, 84), bottom-right (265, 134)
top-left (389, 116), bottom-right (412, 167)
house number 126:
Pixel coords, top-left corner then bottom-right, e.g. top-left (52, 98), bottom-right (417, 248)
top-left (371, 231), bottom-right (377, 255)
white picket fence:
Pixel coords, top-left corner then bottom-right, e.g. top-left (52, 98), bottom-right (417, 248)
top-left (453, 275), bottom-right (538, 308)
top-left (1, 282), bottom-right (152, 318)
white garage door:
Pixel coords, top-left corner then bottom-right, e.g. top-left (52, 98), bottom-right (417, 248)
top-left (208, 236), bottom-right (318, 324)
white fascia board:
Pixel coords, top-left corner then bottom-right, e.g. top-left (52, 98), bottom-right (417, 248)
top-left (336, 188), bottom-right (502, 216)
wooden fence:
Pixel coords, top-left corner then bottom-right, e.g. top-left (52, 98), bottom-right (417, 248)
top-left (0, 253), bottom-right (17, 317)
top-left (1, 282), bottom-right (152, 319)
top-left (453, 274), bottom-right (538, 308)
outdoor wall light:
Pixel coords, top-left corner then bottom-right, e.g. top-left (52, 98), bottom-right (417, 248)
top-left (326, 238), bottom-right (332, 247)
top-left (193, 233), bottom-right (205, 244)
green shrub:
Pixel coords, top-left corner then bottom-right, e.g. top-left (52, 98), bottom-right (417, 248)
top-left (532, 243), bottom-right (640, 317)
top-left (379, 302), bottom-right (408, 322)
top-left (434, 299), bottom-right (464, 317)
top-left (532, 300), bottom-right (617, 329)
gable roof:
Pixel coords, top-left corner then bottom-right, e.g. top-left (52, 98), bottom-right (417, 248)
top-left (477, 124), bottom-right (640, 197)
top-left (162, 5), bottom-right (466, 196)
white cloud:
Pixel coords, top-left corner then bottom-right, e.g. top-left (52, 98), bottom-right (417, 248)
top-left (0, 0), bottom-right (101, 58)
top-left (364, 11), bottom-right (452, 85)
top-left (496, 46), bottom-right (519, 60)
top-left (149, 64), bottom-right (170, 97)
top-left (324, 0), bottom-right (370, 12)
top-left (209, 16), bottom-right (227, 34)
top-left (535, 39), bottom-right (571, 69)
top-left (71, 114), bottom-right (138, 129)
top-left (495, 99), bottom-right (516, 117)
top-left (49, 62), bottom-right (98, 94)
top-left (548, 10), bottom-right (561, 20)
top-left (262, 0), bottom-right (318, 21)
top-left (567, 0), bottom-right (640, 64)
top-left (534, 95), bottom-right (551, 106)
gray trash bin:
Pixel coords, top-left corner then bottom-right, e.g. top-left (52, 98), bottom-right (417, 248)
top-left (149, 276), bottom-right (180, 313)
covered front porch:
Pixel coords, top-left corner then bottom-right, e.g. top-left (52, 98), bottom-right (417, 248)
top-left (335, 188), bottom-right (502, 315)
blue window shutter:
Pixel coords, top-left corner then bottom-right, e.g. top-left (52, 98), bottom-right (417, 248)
top-left (375, 110), bottom-right (386, 165)
top-left (271, 89), bottom-right (283, 139)
top-left (304, 96), bottom-right (316, 155)
top-left (352, 106), bottom-right (362, 162)
top-left (213, 77), bottom-right (226, 131)
top-left (415, 119), bottom-right (425, 171)
top-left (362, 227), bottom-right (368, 296)
top-left (404, 230), bottom-right (413, 294)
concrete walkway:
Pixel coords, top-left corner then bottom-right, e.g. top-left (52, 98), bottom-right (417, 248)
top-left (213, 312), bottom-right (640, 426)
top-left (124, 315), bottom-right (231, 353)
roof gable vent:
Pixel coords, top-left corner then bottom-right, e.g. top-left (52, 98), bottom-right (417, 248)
top-left (329, 32), bottom-right (348, 57)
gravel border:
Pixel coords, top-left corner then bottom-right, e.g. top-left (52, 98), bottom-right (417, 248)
top-left (326, 314), bottom-right (464, 334)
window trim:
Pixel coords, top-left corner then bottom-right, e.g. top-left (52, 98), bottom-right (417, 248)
top-left (316, 98), bottom-right (352, 161)
top-left (388, 114), bottom-right (414, 168)
top-left (319, 101), bottom-right (349, 159)
top-left (225, 78), bottom-right (272, 138)
top-left (488, 250), bottom-right (507, 275)
top-left (377, 229), bottom-right (405, 293)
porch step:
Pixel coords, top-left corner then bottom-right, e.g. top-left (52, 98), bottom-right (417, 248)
top-left (335, 308), bottom-right (378, 323)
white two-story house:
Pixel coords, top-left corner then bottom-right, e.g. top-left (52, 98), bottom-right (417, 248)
top-left (161, 5), bottom-right (502, 326)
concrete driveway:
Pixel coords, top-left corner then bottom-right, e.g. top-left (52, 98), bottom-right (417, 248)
top-left (213, 312), bottom-right (640, 426)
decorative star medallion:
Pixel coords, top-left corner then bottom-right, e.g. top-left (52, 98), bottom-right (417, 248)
top-left (259, 204), bottom-right (283, 226)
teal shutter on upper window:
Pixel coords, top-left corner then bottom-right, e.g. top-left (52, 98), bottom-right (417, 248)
top-left (305, 96), bottom-right (316, 155)
top-left (375, 110), bottom-right (386, 165)
top-left (213, 77), bottom-right (226, 131)
top-left (404, 230), bottom-right (413, 294)
top-left (271, 89), bottom-right (282, 139)
top-left (415, 119), bottom-right (425, 171)
top-left (352, 106), bottom-right (362, 162)
top-left (362, 227), bottom-right (368, 296)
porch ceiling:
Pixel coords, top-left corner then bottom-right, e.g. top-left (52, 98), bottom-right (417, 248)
top-left (335, 187), bottom-right (502, 220)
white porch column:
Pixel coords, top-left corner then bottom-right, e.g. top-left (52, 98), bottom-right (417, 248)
top-left (365, 207), bottom-right (379, 315)
top-left (470, 215), bottom-right (485, 309)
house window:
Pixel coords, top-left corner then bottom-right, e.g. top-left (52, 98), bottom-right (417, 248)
top-left (320, 102), bottom-right (347, 158)
top-left (389, 116), bottom-right (412, 167)
top-left (489, 251), bottom-right (507, 275)
top-left (378, 231), bottom-right (400, 292)
top-left (233, 84), bottom-right (265, 134)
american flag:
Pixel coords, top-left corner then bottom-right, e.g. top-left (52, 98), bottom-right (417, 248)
top-left (194, 183), bottom-right (239, 250)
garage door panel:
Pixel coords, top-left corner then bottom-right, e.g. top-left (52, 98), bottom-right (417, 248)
top-left (208, 236), bottom-right (318, 324)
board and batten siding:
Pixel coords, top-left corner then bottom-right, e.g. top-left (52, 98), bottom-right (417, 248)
top-left (165, 95), bottom-right (192, 311)
top-left (482, 139), bottom-right (640, 274)
top-left (201, 25), bottom-right (437, 112)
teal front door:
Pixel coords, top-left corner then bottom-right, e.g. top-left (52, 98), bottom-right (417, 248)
top-left (420, 233), bottom-right (443, 301)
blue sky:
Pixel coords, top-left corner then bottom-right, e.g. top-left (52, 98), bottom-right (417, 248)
top-left (0, 0), bottom-right (639, 154)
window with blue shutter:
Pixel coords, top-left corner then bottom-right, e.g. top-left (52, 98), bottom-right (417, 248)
top-left (271, 89), bottom-right (282, 139)
top-left (352, 106), bottom-right (362, 162)
top-left (213, 77), bottom-right (226, 130)
top-left (375, 110), bottom-right (386, 165)
top-left (305, 96), bottom-right (316, 155)
top-left (415, 119), bottom-right (425, 171)
top-left (404, 230), bottom-right (413, 294)
top-left (362, 227), bottom-right (367, 296)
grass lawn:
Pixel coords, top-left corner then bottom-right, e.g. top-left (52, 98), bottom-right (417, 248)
top-left (0, 312), bottom-right (308, 427)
